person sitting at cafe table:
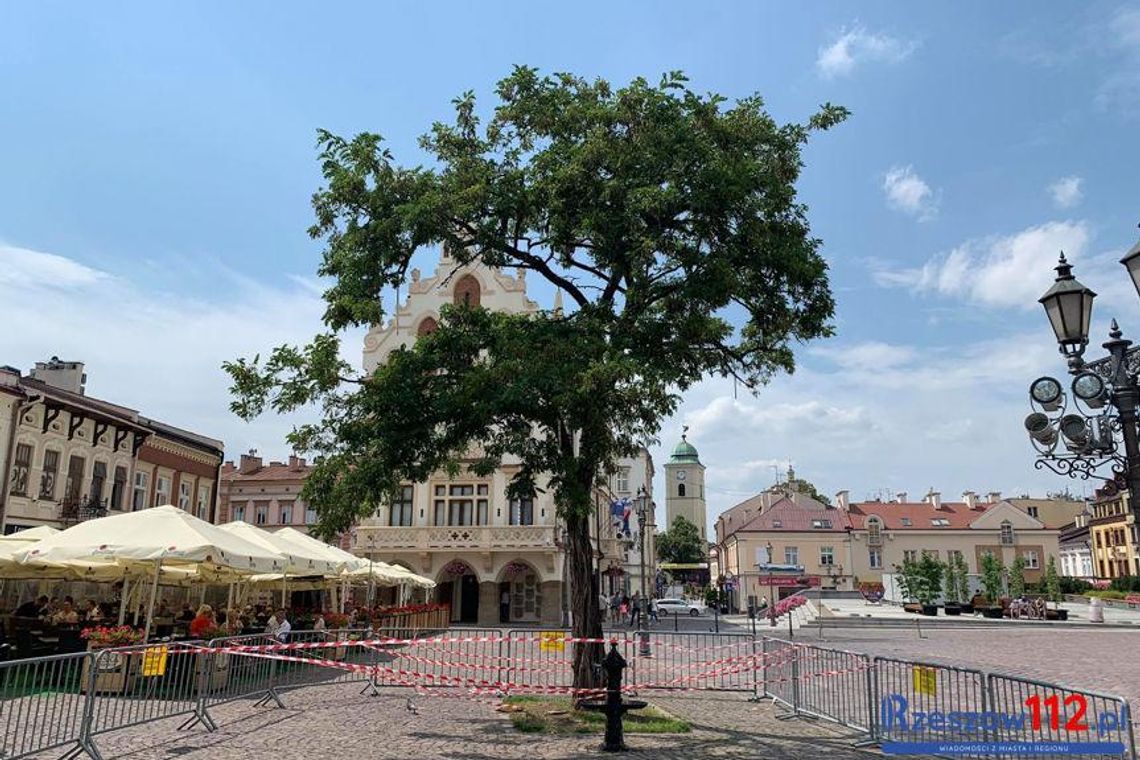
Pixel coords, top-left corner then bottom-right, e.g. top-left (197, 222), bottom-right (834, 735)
top-left (178, 603), bottom-right (195, 622)
top-left (83, 600), bottom-right (103, 622)
top-left (189, 605), bottom-right (216, 637)
top-left (15, 595), bottom-right (48, 618)
top-left (51, 601), bottom-right (80, 626)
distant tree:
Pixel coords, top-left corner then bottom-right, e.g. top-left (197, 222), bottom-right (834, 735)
top-left (778, 475), bottom-right (831, 506)
top-left (656, 516), bottom-right (706, 564)
top-left (980, 553), bottom-right (1006, 605)
top-left (1009, 555), bottom-right (1027, 598)
top-left (916, 553), bottom-right (944, 605)
top-left (1044, 555), bottom-right (1062, 608)
top-left (1046, 488), bottom-right (1079, 501)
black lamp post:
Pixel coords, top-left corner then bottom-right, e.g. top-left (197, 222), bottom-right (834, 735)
top-left (766, 541), bottom-right (776, 628)
top-left (1027, 235), bottom-right (1140, 514)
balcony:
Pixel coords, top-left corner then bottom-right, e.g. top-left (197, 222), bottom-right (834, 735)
top-left (59, 496), bottom-right (108, 526)
top-left (354, 524), bottom-right (557, 551)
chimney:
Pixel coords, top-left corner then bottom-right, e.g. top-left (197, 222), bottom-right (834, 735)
top-left (835, 490), bottom-right (850, 511)
top-left (30, 357), bottom-right (86, 395)
top-left (289, 455), bottom-right (306, 470)
top-left (987, 491), bottom-right (1002, 504)
top-left (926, 491), bottom-right (942, 510)
top-left (239, 453), bottom-right (262, 475)
top-left (963, 491), bottom-right (978, 509)
top-left (221, 461), bottom-right (236, 476)
top-left (896, 492), bottom-right (908, 504)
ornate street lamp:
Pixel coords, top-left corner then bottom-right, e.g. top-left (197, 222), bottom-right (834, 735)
top-left (1027, 234), bottom-right (1140, 512)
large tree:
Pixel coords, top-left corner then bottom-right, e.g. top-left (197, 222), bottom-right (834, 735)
top-left (225, 67), bottom-right (846, 691)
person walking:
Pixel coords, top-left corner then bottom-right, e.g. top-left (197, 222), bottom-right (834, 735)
top-left (628, 592), bottom-right (641, 627)
top-left (500, 588), bottom-right (511, 624)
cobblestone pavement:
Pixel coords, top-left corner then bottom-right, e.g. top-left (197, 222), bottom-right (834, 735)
top-left (811, 627), bottom-right (1140, 705)
top-left (60, 685), bottom-right (884, 760)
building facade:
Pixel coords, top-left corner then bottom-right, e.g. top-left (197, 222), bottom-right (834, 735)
top-left (217, 453), bottom-right (317, 533)
top-left (352, 252), bottom-right (655, 625)
top-left (1088, 490), bottom-right (1137, 580)
top-left (0, 359), bottom-right (223, 533)
top-left (1059, 514), bottom-right (1094, 580)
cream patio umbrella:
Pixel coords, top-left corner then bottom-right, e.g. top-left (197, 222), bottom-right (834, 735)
top-left (16, 505), bottom-right (287, 639)
top-left (217, 521), bottom-right (342, 607)
top-left (270, 527), bottom-right (409, 609)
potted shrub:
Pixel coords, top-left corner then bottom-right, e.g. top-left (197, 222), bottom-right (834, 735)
top-left (1009, 555), bottom-right (1027, 599)
top-left (952, 554), bottom-right (972, 613)
top-left (943, 556), bottom-right (962, 615)
top-left (1044, 556), bottom-right (1068, 621)
top-left (980, 553), bottom-right (1006, 618)
top-left (916, 554), bottom-right (944, 616)
top-left (80, 625), bottom-right (144, 693)
top-left (895, 561), bottom-right (922, 613)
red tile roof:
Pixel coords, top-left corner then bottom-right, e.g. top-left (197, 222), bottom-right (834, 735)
top-left (221, 463), bottom-right (312, 482)
top-left (847, 501), bottom-right (986, 530)
top-left (735, 494), bottom-right (852, 532)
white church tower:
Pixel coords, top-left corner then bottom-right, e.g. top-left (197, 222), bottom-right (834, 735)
top-left (663, 427), bottom-right (707, 541)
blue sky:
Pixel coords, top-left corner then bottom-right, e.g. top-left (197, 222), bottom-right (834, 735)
top-left (3, 2), bottom-right (1139, 529)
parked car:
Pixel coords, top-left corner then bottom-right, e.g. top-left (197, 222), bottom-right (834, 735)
top-left (655, 598), bottom-right (702, 617)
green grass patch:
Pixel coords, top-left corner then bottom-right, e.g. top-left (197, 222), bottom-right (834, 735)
top-left (501, 696), bottom-right (690, 735)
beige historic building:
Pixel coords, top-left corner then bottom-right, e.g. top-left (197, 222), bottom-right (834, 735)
top-left (353, 252), bottom-right (655, 625)
top-left (0, 359), bottom-right (223, 533)
top-left (1088, 488), bottom-right (1138, 580)
top-left (216, 453), bottom-right (317, 534)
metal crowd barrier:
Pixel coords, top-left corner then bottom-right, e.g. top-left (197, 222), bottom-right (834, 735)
top-left (0, 628), bottom-right (1134, 759)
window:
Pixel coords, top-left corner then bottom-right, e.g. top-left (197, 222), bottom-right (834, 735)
top-left (931, 518), bottom-right (950, 527)
top-left (280, 502), bottom-right (293, 525)
top-left (389, 486), bottom-right (414, 526)
top-left (900, 517), bottom-right (912, 527)
top-left (1027, 506), bottom-right (1039, 519)
top-left (233, 503), bottom-right (246, 522)
top-left (416, 316), bottom-right (438, 336)
top-left (616, 468), bottom-right (630, 494)
top-left (9, 443), bottom-right (31, 497)
top-left (1023, 550), bottom-right (1040, 569)
top-left (811, 518), bottom-right (832, 529)
top-left (255, 502), bottom-right (268, 525)
top-left (1000, 521), bottom-right (1014, 546)
top-left (866, 517), bottom-right (882, 544)
top-left (111, 466), bottom-right (127, 510)
top-left (434, 483), bottom-right (489, 526)
top-left (305, 507), bottom-right (317, 524)
top-left (65, 455), bottom-right (85, 501)
top-left (509, 497), bottom-right (534, 526)
top-left (903, 550), bottom-right (918, 563)
top-left (90, 461), bottom-right (107, 502)
top-left (154, 475), bottom-right (171, 507)
top-left (40, 450), bottom-right (59, 500)
top-left (869, 548), bottom-right (883, 568)
top-left (453, 275), bottom-right (481, 307)
top-left (197, 486), bottom-right (210, 520)
top-left (132, 471), bottom-right (149, 511)
top-left (1096, 532), bottom-right (1103, 548)
top-left (784, 546), bottom-right (798, 566)
top-left (678, 483), bottom-right (686, 497)
top-left (948, 550), bottom-right (964, 566)
top-left (819, 546), bottom-right (835, 566)
top-left (178, 480), bottom-right (192, 510)
top-left (923, 549), bottom-right (939, 560)
top-left (772, 520), bottom-right (783, 528)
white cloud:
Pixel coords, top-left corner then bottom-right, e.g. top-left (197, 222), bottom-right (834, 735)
top-left (873, 220), bottom-right (1091, 308)
top-left (1048, 176), bottom-right (1083, 209)
top-left (0, 242), bottom-right (345, 461)
top-left (817, 25), bottom-right (917, 78)
top-left (0, 244), bottom-right (111, 289)
top-left (882, 166), bottom-right (938, 220)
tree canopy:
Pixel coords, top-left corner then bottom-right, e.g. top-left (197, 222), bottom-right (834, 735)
top-left (656, 516), bottom-right (706, 564)
top-left (224, 66), bottom-right (846, 687)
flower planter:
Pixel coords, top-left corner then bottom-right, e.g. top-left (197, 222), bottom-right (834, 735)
top-left (960, 603), bottom-right (974, 614)
top-left (1046, 608), bottom-right (1069, 621)
top-left (921, 604), bottom-right (938, 616)
top-left (902, 603), bottom-right (923, 614)
top-left (982, 607), bottom-right (1004, 619)
top-left (82, 646), bottom-right (138, 694)
top-left (944, 604), bottom-right (962, 616)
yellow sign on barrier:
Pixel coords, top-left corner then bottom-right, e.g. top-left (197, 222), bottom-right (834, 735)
top-left (539, 631), bottom-right (566, 652)
top-left (142, 646), bottom-right (169, 677)
top-left (912, 665), bottom-right (937, 696)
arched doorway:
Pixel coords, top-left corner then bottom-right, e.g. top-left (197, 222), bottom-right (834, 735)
top-left (437, 559), bottom-right (480, 623)
top-left (497, 560), bottom-right (543, 623)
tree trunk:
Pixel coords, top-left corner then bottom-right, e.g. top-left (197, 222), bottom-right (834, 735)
top-left (566, 508), bottom-right (603, 699)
